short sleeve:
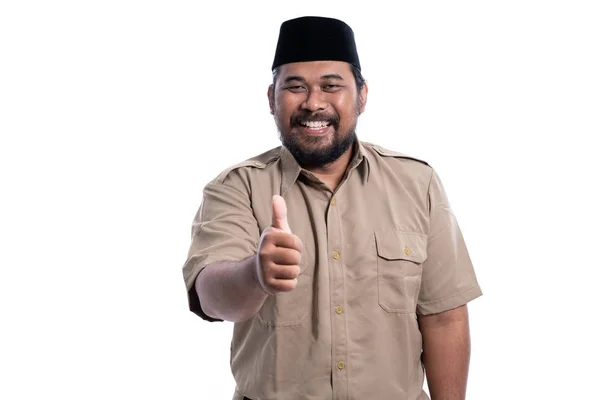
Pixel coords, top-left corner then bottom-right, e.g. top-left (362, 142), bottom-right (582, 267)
top-left (417, 168), bottom-right (482, 315)
top-left (182, 175), bottom-right (260, 321)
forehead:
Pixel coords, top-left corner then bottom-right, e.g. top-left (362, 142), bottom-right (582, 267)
top-left (278, 60), bottom-right (354, 81)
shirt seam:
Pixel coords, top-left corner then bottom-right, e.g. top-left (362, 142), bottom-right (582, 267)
top-left (418, 284), bottom-right (479, 306)
top-left (427, 204), bottom-right (456, 241)
top-left (204, 181), bottom-right (250, 204)
top-left (426, 167), bottom-right (435, 236)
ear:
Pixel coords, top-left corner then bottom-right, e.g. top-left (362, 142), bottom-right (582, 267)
top-left (358, 82), bottom-right (368, 114)
top-left (267, 84), bottom-right (275, 114)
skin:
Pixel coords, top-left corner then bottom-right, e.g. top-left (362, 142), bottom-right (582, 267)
top-left (195, 195), bottom-right (301, 322)
top-left (198, 61), bottom-right (367, 321)
top-left (196, 60), bottom-right (472, 397)
top-left (268, 60), bottom-right (368, 190)
top-left (419, 305), bottom-right (472, 400)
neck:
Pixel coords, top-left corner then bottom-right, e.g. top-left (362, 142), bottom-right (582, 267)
top-left (304, 142), bottom-right (355, 191)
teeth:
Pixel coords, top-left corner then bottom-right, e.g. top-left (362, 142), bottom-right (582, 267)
top-left (302, 121), bottom-right (328, 128)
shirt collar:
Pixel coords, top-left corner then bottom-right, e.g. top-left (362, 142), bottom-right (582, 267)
top-left (279, 146), bottom-right (303, 195)
top-left (279, 140), bottom-right (371, 195)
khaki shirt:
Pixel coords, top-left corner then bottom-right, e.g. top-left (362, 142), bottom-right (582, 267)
top-left (183, 141), bottom-right (482, 400)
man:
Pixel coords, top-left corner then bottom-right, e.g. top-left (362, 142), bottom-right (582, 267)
top-left (182, 16), bottom-right (482, 400)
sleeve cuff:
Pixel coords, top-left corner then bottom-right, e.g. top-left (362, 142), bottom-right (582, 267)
top-left (187, 271), bottom-right (224, 323)
top-left (184, 256), bottom-right (238, 323)
top-left (417, 285), bottom-right (482, 315)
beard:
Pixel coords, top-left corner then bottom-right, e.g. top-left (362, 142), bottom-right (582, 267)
top-left (275, 109), bottom-right (359, 168)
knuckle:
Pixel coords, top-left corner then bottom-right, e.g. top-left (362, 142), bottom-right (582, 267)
top-left (270, 280), bottom-right (284, 293)
top-left (264, 262), bottom-right (276, 274)
top-left (260, 231), bottom-right (273, 245)
top-left (265, 275), bottom-right (277, 288)
top-left (260, 262), bottom-right (274, 278)
top-left (282, 278), bottom-right (298, 292)
top-left (257, 249), bottom-right (270, 262)
top-left (288, 278), bottom-right (298, 290)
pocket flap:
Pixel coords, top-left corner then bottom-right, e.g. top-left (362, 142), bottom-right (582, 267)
top-left (375, 229), bottom-right (427, 263)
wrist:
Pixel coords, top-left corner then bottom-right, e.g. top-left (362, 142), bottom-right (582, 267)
top-left (251, 254), bottom-right (271, 296)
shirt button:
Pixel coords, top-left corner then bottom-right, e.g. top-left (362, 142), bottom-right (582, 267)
top-left (404, 247), bottom-right (411, 256)
top-left (330, 197), bottom-right (337, 206)
top-left (333, 250), bottom-right (340, 260)
top-left (337, 361), bottom-right (345, 370)
top-left (335, 306), bottom-right (343, 314)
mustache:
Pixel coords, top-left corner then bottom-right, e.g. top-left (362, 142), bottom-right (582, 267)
top-left (291, 112), bottom-right (340, 126)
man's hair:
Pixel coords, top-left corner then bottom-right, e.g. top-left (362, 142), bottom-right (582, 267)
top-left (270, 64), bottom-right (366, 105)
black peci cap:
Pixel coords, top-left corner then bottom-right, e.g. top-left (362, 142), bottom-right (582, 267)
top-left (271, 16), bottom-right (361, 71)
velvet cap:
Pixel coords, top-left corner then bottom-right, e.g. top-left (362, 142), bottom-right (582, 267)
top-left (271, 16), bottom-right (361, 71)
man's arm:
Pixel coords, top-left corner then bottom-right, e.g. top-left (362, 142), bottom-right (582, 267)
top-left (419, 305), bottom-right (471, 400)
top-left (195, 256), bottom-right (268, 323)
top-left (195, 195), bottom-right (302, 323)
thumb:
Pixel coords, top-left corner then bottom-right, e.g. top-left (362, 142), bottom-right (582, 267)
top-left (272, 195), bottom-right (292, 233)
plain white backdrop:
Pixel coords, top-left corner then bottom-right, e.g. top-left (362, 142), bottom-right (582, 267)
top-left (1, 1), bottom-right (599, 399)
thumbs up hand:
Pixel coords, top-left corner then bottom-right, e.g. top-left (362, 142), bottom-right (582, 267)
top-left (271, 194), bottom-right (292, 233)
top-left (255, 195), bottom-right (304, 295)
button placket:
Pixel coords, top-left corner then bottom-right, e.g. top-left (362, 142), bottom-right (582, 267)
top-left (327, 189), bottom-right (348, 399)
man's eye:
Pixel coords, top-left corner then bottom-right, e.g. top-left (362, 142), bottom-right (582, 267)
top-left (286, 86), bottom-right (305, 91)
top-left (324, 85), bottom-right (341, 90)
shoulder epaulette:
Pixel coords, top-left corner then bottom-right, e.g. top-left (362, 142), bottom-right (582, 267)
top-left (212, 149), bottom-right (280, 184)
top-left (370, 144), bottom-right (430, 166)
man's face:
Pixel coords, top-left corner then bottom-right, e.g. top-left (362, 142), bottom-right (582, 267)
top-left (269, 61), bottom-right (367, 168)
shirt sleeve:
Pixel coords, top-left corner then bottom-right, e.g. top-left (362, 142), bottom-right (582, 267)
top-left (182, 174), bottom-right (260, 322)
top-left (417, 168), bottom-right (482, 315)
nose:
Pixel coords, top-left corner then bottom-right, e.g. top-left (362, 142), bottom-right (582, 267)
top-left (301, 88), bottom-right (327, 112)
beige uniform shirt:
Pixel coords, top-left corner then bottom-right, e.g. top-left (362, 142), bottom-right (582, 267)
top-left (183, 141), bottom-right (482, 400)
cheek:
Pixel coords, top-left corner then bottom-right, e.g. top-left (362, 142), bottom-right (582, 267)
top-left (275, 96), bottom-right (298, 120)
top-left (333, 97), bottom-right (359, 122)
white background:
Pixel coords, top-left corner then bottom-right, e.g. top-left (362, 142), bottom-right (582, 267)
top-left (1, 1), bottom-right (599, 399)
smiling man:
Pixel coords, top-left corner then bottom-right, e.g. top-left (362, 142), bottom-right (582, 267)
top-left (182, 16), bottom-right (482, 400)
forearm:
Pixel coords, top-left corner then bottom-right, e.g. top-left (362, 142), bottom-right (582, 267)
top-left (195, 256), bottom-right (268, 323)
top-left (419, 305), bottom-right (471, 400)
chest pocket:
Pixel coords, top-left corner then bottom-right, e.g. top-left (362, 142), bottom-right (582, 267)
top-left (375, 229), bottom-right (427, 314)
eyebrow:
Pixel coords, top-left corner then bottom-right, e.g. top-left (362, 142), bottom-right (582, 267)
top-left (321, 73), bottom-right (344, 81)
top-left (282, 73), bottom-right (345, 84)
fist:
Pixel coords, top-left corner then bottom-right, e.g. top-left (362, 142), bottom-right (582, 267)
top-left (256, 195), bottom-right (304, 295)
